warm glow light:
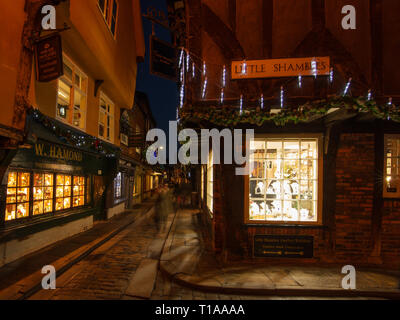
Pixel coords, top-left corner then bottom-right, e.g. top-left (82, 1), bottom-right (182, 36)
top-left (58, 91), bottom-right (67, 98)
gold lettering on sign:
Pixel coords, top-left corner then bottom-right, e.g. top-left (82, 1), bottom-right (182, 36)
top-left (34, 143), bottom-right (83, 162)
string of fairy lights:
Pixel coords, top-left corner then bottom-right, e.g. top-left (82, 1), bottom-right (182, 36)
top-left (176, 47), bottom-right (395, 121)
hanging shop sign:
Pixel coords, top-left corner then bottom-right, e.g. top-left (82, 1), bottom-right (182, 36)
top-left (150, 36), bottom-right (177, 81)
top-left (34, 33), bottom-right (64, 82)
top-left (231, 57), bottom-right (330, 80)
top-left (254, 235), bottom-right (314, 258)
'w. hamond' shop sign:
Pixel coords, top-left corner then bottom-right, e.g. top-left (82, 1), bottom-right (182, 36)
top-left (231, 57), bottom-right (330, 80)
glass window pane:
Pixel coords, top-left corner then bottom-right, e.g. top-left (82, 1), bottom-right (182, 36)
top-left (33, 187), bottom-right (44, 200)
top-left (17, 203), bottom-right (29, 219)
top-left (33, 201), bottom-right (44, 216)
top-left (8, 172), bottom-right (17, 187)
top-left (44, 200), bottom-right (53, 213)
top-left (18, 173), bottom-right (30, 187)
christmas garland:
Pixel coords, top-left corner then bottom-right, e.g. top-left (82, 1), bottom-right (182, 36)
top-left (179, 96), bottom-right (399, 128)
top-left (30, 108), bottom-right (120, 157)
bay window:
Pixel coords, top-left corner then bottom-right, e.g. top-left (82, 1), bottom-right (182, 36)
top-left (248, 136), bottom-right (322, 224)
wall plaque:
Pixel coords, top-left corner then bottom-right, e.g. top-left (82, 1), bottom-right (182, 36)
top-left (254, 235), bottom-right (314, 258)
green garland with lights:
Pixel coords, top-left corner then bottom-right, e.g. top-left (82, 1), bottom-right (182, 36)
top-left (179, 96), bottom-right (399, 128)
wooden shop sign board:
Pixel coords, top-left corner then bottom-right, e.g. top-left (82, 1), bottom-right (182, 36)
top-left (254, 235), bottom-right (314, 258)
top-left (231, 57), bottom-right (330, 79)
top-left (35, 33), bottom-right (64, 82)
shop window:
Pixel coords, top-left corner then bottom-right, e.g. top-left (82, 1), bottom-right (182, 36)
top-left (4, 171), bottom-right (87, 222)
top-left (201, 165), bottom-right (204, 200)
top-left (384, 135), bottom-right (400, 198)
top-left (98, 0), bottom-right (119, 37)
top-left (99, 92), bottom-right (115, 143)
top-left (5, 172), bottom-right (30, 221)
top-left (248, 137), bottom-right (321, 224)
top-left (114, 172), bottom-right (122, 199)
top-left (207, 150), bottom-right (214, 216)
top-left (57, 56), bottom-right (87, 130)
top-left (33, 173), bottom-right (54, 216)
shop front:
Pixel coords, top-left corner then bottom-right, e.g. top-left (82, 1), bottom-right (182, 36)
top-left (106, 156), bottom-right (136, 218)
top-left (0, 112), bottom-right (118, 267)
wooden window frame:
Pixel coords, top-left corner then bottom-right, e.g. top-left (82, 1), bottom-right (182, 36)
top-left (244, 133), bottom-right (324, 226)
top-left (56, 55), bottom-right (88, 131)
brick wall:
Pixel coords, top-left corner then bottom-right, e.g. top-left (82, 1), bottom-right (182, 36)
top-left (334, 133), bottom-right (375, 262)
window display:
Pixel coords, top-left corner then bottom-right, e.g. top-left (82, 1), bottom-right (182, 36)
top-left (73, 176), bottom-right (86, 207)
top-left (114, 172), bottom-right (122, 199)
top-left (384, 135), bottom-right (400, 198)
top-left (249, 138), bottom-right (319, 223)
top-left (56, 175), bottom-right (72, 211)
top-left (33, 173), bottom-right (54, 215)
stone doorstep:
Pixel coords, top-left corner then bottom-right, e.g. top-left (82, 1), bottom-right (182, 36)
top-left (0, 202), bottom-right (156, 300)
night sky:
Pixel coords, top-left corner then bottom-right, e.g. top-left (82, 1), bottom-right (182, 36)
top-left (136, 0), bottom-right (178, 136)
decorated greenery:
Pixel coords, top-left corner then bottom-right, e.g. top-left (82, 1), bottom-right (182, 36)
top-left (179, 96), bottom-right (399, 128)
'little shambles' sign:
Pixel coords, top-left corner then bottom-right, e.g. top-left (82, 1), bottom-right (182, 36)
top-left (254, 235), bottom-right (314, 258)
top-left (231, 57), bottom-right (330, 80)
top-left (35, 33), bottom-right (63, 82)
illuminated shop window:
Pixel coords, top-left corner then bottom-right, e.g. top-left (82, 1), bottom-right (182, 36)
top-left (249, 138), bottom-right (320, 223)
top-left (33, 173), bottom-right (54, 216)
top-left (4, 171), bottom-right (87, 222)
top-left (56, 175), bottom-right (72, 211)
top-left (384, 135), bottom-right (400, 198)
top-left (114, 172), bottom-right (122, 199)
top-left (73, 176), bottom-right (86, 207)
top-left (98, 0), bottom-right (119, 37)
top-left (207, 150), bottom-right (214, 216)
top-left (5, 172), bottom-right (30, 221)
top-left (57, 56), bottom-right (88, 130)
